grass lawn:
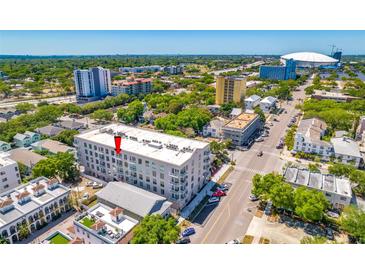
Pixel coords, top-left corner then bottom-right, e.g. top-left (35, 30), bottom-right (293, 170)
top-left (81, 217), bottom-right (95, 228)
top-left (49, 233), bottom-right (70, 244)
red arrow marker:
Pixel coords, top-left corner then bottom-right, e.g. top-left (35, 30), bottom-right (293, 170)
top-left (114, 136), bottom-right (122, 155)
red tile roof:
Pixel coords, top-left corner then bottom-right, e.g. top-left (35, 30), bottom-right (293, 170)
top-left (0, 197), bottom-right (13, 208)
top-left (109, 207), bottom-right (123, 217)
top-left (91, 220), bottom-right (106, 231)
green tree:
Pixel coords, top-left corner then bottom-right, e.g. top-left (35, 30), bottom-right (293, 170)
top-left (18, 223), bottom-right (30, 240)
top-left (91, 109), bottom-right (113, 122)
top-left (117, 100), bottom-right (144, 123)
top-left (32, 152), bottom-right (79, 182)
top-left (293, 187), bottom-right (329, 222)
top-left (15, 102), bottom-right (35, 113)
top-left (251, 173), bottom-right (283, 200)
top-left (300, 236), bottom-right (329, 244)
top-left (269, 182), bottom-right (294, 211)
top-left (131, 215), bottom-right (180, 244)
top-left (339, 206), bottom-right (365, 243)
top-left (254, 106), bottom-right (265, 122)
top-left (52, 129), bottom-right (79, 146)
top-left (0, 235), bottom-right (9, 244)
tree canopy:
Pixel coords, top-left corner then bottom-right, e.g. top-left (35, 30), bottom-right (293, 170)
top-left (339, 206), bottom-right (365, 243)
top-left (131, 215), bottom-right (180, 244)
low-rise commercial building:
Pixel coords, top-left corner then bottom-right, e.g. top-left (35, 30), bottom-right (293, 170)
top-left (311, 90), bottom-right (359, 102)
top-left (284, 167), bottom-right (352, 209)
top-left (74, 124), bottom-right (211, 209)
top-left (222, 113), bottom-right (262, 147)
top-left (260, 96), bottom-right (277, 113)
top-left (111, 78), bottom-right (152, 95)
top-left (244, 95), bottom-right (261, 110)
top-left (73, 202), bottom-right (138, 244)
top-left (0, 153), bottom-right (21, 194)
top-left (119, 66), bottom-right (162, 74)
top-left (0, 177), bottom-right (71, 243)
top-left (96, 181), bottom-right (172, 221)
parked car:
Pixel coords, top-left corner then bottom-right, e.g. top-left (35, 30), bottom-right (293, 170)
top-left (326, 228), bottom-right (334, 240)
top-left (276, 143), bottom-right (284, 149)
top-left (212, 190), bottom-right (227, 197)
top-left (218, 184), bottom-right (229, 192)
top-left (82, 193), bottom-right (89, 200)
top-left (176, 237), bottom-right (191, 244)
top-left (255, 137), bottom-right (264, 142)
top-left (182, 227), bottom-right (196, 237)
top-left (249, 194), bottom-right (259, 201)
top-left (264, 201), bottom-right (273, 215)
top-left (92, 182), bottom-right (103, 189)
top-left (257, 151), bottom-right (263, 157)
top-left (86, 181), bottom-right (94, 187)
top-left (208, 197), bottom-right (220, 204)
top-left (226, 239), bottom-right (240, 244)
top-left (237, 146), bottom-right (249, 151)
top-left (326, 211), bottom-right (340, 219)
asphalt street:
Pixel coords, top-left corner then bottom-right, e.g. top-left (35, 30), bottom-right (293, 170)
top-left (190, 81), bottom-right (309, 244)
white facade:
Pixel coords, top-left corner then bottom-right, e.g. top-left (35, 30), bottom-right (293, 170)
top-left (202, 118), bottom-right (227, 138)
top-left (0, 153), bottom-right (21, 194)
top-left (74, 67), bottom-right (111, 99)
top-left (244, 95), bottom-right (261, 110)
top-left (293, 118), bottom-right (333, 158)
top-left (331, 137), bottom-right (362, 168)
top-left (74, 124), bottom-right (211, 209)
top-left (0, 177), bottom-right (71, 244)
top-left (284, 167), bottom-right (352, 210)
top-left (260, 96), bottom-right (277, 113)
top-left (73, 203), bottom-right (138, 244)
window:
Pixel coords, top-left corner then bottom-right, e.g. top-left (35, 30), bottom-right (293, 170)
top-left (153, 186), bottom-right (157, 192)
top-left (160, 173), bottom-right (164, 179)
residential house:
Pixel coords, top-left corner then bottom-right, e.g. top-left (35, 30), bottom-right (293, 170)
top-left (31, 139), bottom-right (75, 155)
top-left (293, 118), bottom-right (333, 159)
top-left (8, 148), bottom-right (46, 175)
top-left (244, 95), bottom-right (261, 110)
top-left (260, 96), bottom-right (277, 113)
top-left (229, 108), bottom-right (243, 119)
top-left (36, 125), bottom-right (64, 137)
top-left (58, 120), bottom-right (85, 131)
top-left (13, 131), bottom-right (40, 147)
top-left (331, 137), bottom-right (362, 168)
top-left (0, 141), bottom-right (11, 152)
top-left (202, 118), bottom-right (228, 138)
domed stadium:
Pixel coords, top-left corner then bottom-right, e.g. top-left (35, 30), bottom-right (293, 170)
top-left (280, 52), bottom-right (340, 68)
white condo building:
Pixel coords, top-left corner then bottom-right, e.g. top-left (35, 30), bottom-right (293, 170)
top-left (74, 124), bottom-right (211, 209)
top-left (74, 67), bottom-right (111, 101)
top-left (0, 153), bottom-right (21, 194)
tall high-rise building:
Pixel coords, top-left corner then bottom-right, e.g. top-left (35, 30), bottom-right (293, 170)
top-left (259, 59), bottom-right (297, 81)
top-left (74, 67), bottom-right (111, 102)
top-left (215, 76), bottom-right (246, 105)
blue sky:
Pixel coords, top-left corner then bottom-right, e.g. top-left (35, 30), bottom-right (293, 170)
top-left (0, 30), bottom-right (364, 55)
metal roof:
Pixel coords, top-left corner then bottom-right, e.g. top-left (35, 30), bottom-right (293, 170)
top-left (281, 52), bottom-right (338, 63)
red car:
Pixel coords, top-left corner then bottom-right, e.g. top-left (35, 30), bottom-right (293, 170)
top-left (212, 190), bottom-right (227, 197)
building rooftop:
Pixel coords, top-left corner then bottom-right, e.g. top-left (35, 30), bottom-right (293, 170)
top-left (297, 118), bottom-right (329, 146)
top-left (33, 139), bottom-right (74, 154)
top-left (330, 137), bottom-right (362, 158)
top-left (96, 181), bottom-right (172, 218)
top-left (7, 148), bottom-right (46, 168)
top-left (0, 177), bottom-right (70, 228)
top-left (36, 125), bottom-right (64, 136)
top-left (230, 108), bottom-right (243, 117)
top-left (261, 96), bottom-right (277, 104)
top-left (0, 153), bottom-right (16, 168)
top-left (75, 124), bottom-right (209, 166)
top-left (224, 113), bottom-right (258, 130)
top-left (75, 202), bottom-right (138, 244)
top-left (283, 167), bottom-right (352, 198)
top-left (245, 94), bottom-right (261, 102)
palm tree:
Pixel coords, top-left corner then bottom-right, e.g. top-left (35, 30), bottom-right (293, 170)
top-left (0, 235), bottom-right (10, 244)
